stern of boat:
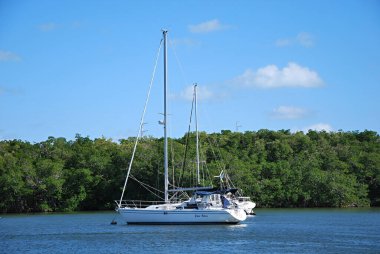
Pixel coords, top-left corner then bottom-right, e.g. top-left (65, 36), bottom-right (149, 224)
top-left (227, 208), bottom-right (247, 222)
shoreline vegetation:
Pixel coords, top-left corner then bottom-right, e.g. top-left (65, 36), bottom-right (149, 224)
top-left (0, 129), bottom-right (379, 213)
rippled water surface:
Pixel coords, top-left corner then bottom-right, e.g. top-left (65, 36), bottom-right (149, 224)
top-left (1, 208), bottom-right (380, 253)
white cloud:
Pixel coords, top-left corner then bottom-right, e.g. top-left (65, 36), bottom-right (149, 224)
top-left (234, 62), bottom-right (323, 88)
top-left (275, 32), bottom-right (314, 48)
top-left (272, 106), bottom-right (308, 119)
top-left (303, 123), bottom-right (333, 132)
top-left (0, 50), bottom-right (21, 62)
top-left (275, 38), bottom-right (292, 47)
top-left (38, 22), bottom-right (58, 32)
top-left (188, 19), bottom-right (228, 33)
top-left (296, 32), bottom-right (314, 47)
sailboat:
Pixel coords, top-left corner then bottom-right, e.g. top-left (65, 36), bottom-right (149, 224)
top-left (115, 30), bottom-right (247, 225)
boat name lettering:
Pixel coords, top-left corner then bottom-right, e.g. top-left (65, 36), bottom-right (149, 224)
top-left (195, 214), bottom-right (208, 218)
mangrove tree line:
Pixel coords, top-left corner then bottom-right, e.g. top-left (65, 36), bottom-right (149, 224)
top-left (0, 129), bottom-right (379, 213)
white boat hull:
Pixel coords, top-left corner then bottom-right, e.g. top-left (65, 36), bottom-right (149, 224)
top-left (238, 201), bottom-right (256, 215)
top-left (117, 207), bottom-right (247, 224)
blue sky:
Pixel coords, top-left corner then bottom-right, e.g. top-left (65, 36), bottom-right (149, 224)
top-left (1, 0), bottom-right (379, 142)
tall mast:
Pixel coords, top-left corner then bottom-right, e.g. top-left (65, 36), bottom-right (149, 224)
top-left (163, 30), bottom-right (169, 203)
top-left (194, 84), bottom-right (200, 185)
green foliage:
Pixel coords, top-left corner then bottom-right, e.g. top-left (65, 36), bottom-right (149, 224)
top-left (0, 130), bottom-right (379, 213)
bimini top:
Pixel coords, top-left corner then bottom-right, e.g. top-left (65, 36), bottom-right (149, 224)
top-left (194, 188), bottom-right (239, 196)
top-left (217, 188), bottom-right (239, 194)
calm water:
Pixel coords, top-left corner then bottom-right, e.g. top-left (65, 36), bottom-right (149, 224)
top-left (1, 208), bottom-right (380, 253)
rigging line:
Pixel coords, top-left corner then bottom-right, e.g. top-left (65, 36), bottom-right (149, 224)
top-left (165, 38), bottom-right (178, 198)
top-left (177, 89), bottom-right (195, 187)
top-left (206, 134), bottom-right (228, 184)
top-left (129, 174), bottom-right (164, 194)
top-left (129, 175), bottom-right (165, 200)
top-left (225, 173), bottom-right (237, 190)
top-left (168, 38), bottom-right (190, 87)
top-left (118, 38), bottom-right (163, 207)
top-left (168, 38), bottom-right (190, 188)
top-left (168, 122), bottom-right (175, 188)
top-left (171, 140), bottom-right (175, 188)
top-left (199, 138), bottom-right (208, 185)
top-left (199, 140), bottom-right (214, 186)
top-left (198, 141), bottom-right (209, 186)
top-left (198, 100), bottom-right (228, 175)
top-left (131, 176), bottom-right (163, 200)
top-left (170, 190), bottom-right (190, 201)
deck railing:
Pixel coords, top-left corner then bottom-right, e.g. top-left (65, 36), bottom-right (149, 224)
top-left (115, 199), bottom-right (184, 209)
